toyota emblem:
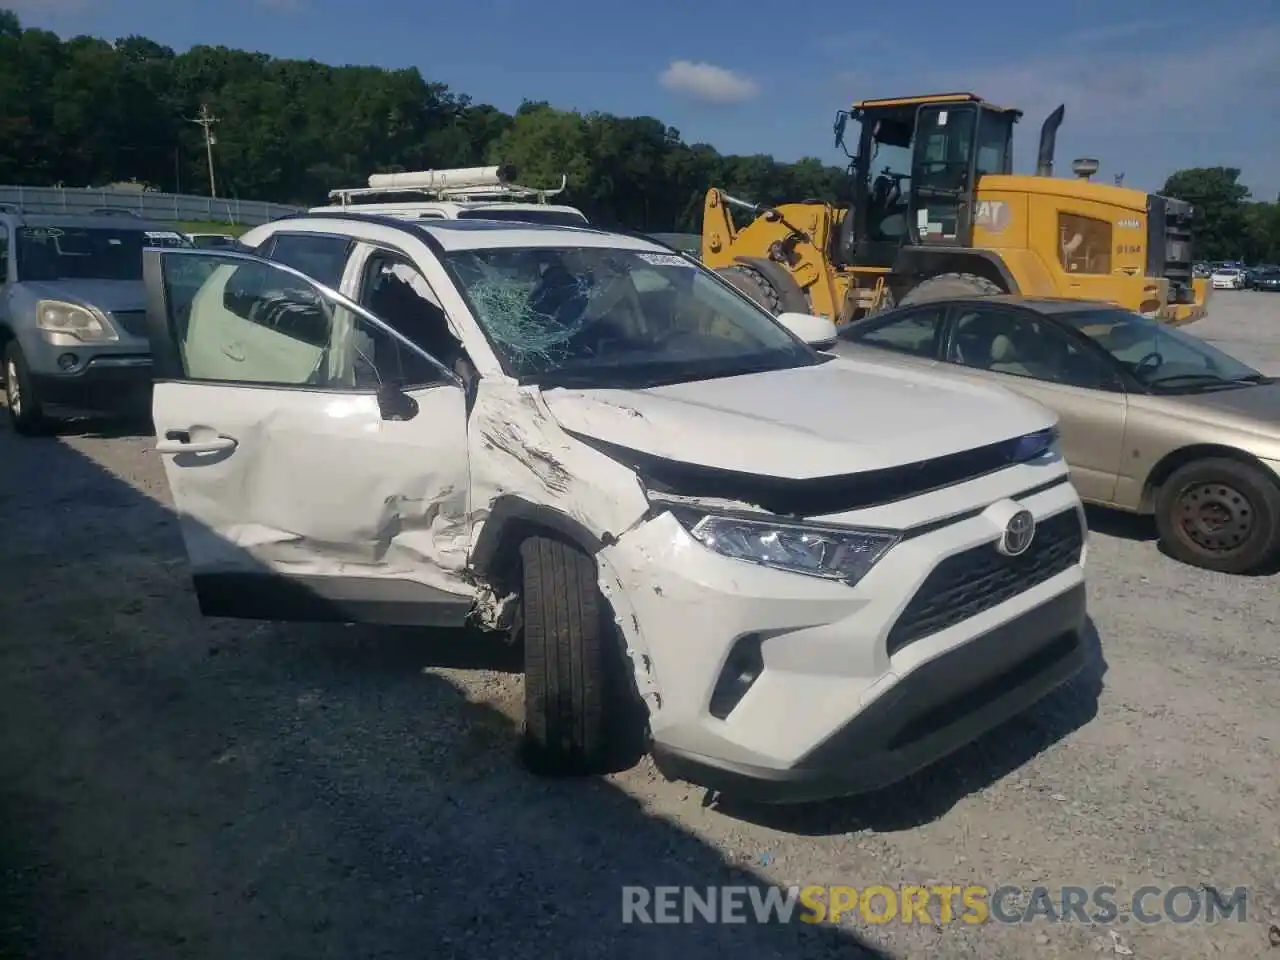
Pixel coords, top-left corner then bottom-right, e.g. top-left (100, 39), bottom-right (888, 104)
top-left (999, 509), bottom-right (1036, 556)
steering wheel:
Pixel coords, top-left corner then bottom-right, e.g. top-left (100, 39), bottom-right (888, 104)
top-left (873, 167), bottom-right (908, 205)
top-left (1135, 351), bottom-right (1164, 376)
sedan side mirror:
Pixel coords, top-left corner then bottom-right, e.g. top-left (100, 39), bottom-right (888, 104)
top-left (777, 311), bottom-right (839, 350)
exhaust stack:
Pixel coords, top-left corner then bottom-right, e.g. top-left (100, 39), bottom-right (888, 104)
top-left (1036, 104), bottom-right (1066, 176)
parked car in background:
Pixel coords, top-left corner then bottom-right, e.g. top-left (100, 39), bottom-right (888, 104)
top-left (136, 212), bottom-right (1090, 802)
top-left (0, 210), bottom-right (191, 434)
top-left (832, 296), bottom-right (1280, 574)
top-left (1211, 267), bottom-right (1245, 290)
top-left (185, 231), bottom-right (240, 249)
top-left (1248, 265), bottom-right (1280, 292)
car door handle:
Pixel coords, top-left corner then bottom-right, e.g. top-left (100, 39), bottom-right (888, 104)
top-left (156, 429), bottom-right (238, 455)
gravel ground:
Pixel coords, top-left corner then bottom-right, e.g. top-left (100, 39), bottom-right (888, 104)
top-left (2, 292), bottom-right (1278, 959)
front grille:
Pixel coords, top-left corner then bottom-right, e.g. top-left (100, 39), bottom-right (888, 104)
top-left (110, 310), bottom-right (149, 338)
top-left (886, 508), bottom-right (1084, 657)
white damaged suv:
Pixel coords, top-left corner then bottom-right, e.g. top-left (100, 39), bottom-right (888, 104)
top-left (141, 212), bottom-right (1089, 803)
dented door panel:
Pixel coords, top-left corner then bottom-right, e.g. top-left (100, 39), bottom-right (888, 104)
top-left (466, 377), bottom-right (661, 700)
top-left (154, 380), bottom-right (473, 624)
top-left (146, 247), bottom-right (474, 626)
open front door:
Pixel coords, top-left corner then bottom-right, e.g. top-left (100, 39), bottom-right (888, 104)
top-left (909, 103), bottom-right (978, 247)
top-left (143, 248), bottom-right (474, 626)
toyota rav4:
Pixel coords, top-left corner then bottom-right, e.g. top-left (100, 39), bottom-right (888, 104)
top-left (140, 212), bottom-right (1090, 803)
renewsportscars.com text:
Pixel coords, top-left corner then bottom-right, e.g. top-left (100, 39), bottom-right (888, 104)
top-left (621, 884), bottom-right (1249, 926)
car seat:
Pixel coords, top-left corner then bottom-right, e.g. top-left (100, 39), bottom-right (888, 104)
top-left (950, 312), bottom-right (997, 366)
top-left (989, 333), bottom-right (1034, 376)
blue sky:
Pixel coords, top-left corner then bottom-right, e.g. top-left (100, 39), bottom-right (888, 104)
top-left (10, 0), bottom-right (1280, 201)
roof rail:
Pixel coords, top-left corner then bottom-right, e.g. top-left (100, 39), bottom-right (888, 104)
top-left (327, 165), bottom-right (569, 205)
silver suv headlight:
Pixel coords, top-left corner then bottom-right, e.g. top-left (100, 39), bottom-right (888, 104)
top-left (35, 300), bottom-right (118, 343)
top-left (655, 502), bottom-right (900, 587)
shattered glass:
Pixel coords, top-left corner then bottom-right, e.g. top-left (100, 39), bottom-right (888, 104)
top-left (452, 249), bottom-right (632, 368)
top-left (440, 244), bottom-right (816, 385)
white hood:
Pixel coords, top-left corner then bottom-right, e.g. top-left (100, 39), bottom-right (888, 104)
top-left (542, 354), bottom-right (1056, 479)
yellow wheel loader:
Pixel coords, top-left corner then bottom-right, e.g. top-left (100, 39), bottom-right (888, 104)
top-left (701, 93), bottom-right (1210, 326)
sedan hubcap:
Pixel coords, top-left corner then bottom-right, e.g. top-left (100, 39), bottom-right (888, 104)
top-left (1176, 482), bottom-right (1253, 554)
top-left (5, 359), bottom-right (18, 416)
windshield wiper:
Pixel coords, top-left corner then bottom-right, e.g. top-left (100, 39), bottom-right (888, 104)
top-left (1147, 373), bottom-right (1259, 389)
top-left (531, 367), bottom-right (703, 390)
top-left (530, 351), bottom-right (814, 391)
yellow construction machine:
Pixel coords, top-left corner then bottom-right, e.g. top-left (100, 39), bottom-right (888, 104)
top-left (701, 93), bottom-right (1210, 326)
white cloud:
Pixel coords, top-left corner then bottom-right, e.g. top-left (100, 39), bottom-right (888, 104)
top-left (926, 24), bottom-right (1280, 138)
top-left (659, 60), bottom-right (759, 105)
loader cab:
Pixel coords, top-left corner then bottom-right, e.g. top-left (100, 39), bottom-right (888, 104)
top-left (834, 93), bottom-right (1019, 268)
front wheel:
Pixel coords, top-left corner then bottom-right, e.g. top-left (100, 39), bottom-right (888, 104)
top-left (518, 536), bottom-right (644, 776)
top-left (4, 342), bottom-right (48, 437)
top-left (1154, 458), bottom-right (1280, 573)
top-left (716, 264), bottom-right (784, 316)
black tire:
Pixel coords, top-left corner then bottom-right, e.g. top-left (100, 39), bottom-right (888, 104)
top-left (717, 264), bottom-right (783, 316)
top-left (899, 271), bottom-right (1003, 305)
top-left (4, 341), bottom-right (47, 437)
top-left (518, 535), bottom-right (642, 776)
top-left (1154, 457), bottom-right (1280, 574)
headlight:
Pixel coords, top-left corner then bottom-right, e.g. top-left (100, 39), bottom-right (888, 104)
top-left (1012, 426), bottom-right (1059, 462)
top-left (35, 300), bottom-right (118, 343)
top-left (660, 504), bottom-right (899, 586)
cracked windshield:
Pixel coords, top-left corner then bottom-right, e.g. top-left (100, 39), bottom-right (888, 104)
top-left (441, 246), bottom-right (818, 387)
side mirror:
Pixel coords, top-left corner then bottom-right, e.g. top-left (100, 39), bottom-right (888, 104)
top-left (777, 311), bottom-right (839, 350)
top-left (376, 383), bottom-right (419, 421)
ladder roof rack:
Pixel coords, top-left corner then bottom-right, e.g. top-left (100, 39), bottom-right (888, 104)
top-left (327, 165), bottom-right (568, 205)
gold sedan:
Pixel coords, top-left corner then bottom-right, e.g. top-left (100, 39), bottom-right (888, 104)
top-left (832, 296), bottom-right (1280, 574)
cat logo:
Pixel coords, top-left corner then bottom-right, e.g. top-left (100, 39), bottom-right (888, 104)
top-left (974, 200), bottom-right (1010, 233)
top-left (1117, 218), bottom-right (1141, 229)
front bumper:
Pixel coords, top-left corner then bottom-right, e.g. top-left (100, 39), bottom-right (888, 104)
top-left (599, 460), bottom-right (1087, 803)
top-left (1160, 277), bottom-right (1210, 326)
top-left (653, 583), bottom-right (1086, 803)
top-left (32, 356), bottom-right (153, 413)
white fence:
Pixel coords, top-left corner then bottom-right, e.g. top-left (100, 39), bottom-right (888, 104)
top-left (0, 185), bottom-right (305, 226)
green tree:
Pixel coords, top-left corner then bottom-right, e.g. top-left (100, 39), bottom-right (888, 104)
top-left (1243, 202), bottom-right (1280, 263)
top-left (1161, 167), bottom-right (1250, 261)
top-left (0, 7), bottom-right (856, 228)
top-left (484, 104), bottom-right (593, 202)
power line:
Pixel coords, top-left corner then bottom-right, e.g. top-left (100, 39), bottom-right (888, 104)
top-left (186, 104), bottom-right (220, 199)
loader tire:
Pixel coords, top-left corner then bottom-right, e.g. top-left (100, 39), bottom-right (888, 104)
top-left (518, 535), bottom-right (644, 777)
top-left (899, 272), bottom-right (1004, 305)
top-left (718, 264), bottom-right (784, 316)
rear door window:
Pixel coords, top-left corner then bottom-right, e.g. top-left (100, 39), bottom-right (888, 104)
top-left (264, 232), bottom-right (355, 289)
top-left (844, 305), bottom-right (947, 358)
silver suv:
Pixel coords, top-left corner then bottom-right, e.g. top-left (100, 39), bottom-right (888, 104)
top-left (0, 211), bottom-right (190, 434)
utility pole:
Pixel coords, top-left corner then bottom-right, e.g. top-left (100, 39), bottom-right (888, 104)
top-left (187, 104), bottom-right (220, 198)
